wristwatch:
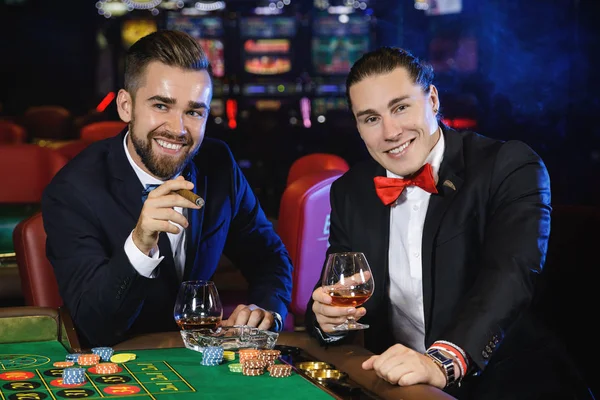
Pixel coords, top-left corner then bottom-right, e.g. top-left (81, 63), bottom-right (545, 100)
top-left (425, 348), bottom-right (457, 387)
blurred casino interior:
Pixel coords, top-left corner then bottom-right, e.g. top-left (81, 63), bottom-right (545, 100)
top-left (0, 0), bottom-right (599, 395)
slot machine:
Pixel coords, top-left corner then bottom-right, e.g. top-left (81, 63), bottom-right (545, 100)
top-left (165, 6), bottom-right (230, 131)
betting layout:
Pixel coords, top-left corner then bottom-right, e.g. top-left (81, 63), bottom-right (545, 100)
top-left (0, 340), bottom-right (329, 400)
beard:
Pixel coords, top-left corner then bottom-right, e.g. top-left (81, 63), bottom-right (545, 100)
top-left (130, 116), bottom-right (201, 180)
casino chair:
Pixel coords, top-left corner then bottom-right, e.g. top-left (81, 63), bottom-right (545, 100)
top-left (21, 105), bottom-right (72, 141)
top-left (12, 212), bottom-right (63, 309)
top-left (286, 153), bottom-right (349, 187)
top-left (53, 139), bottom-right (91, 161)
top-left (0, 120), bottom-right (27, 144)
top-left (80, 120), bottom-right (127, 142)
top-left (532, 204), bottom-right (600, 397)
top-left (0, 144), bottom-right (67, 204)
top-left (276, 170), bottom-right (344, 329)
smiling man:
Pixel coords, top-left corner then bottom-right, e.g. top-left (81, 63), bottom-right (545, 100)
top-left (305, 47), bottom-right (591, 399)
top-left (42, 30), bottom-right (293, 347)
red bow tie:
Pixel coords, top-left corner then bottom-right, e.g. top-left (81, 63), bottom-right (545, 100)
top-left (374, 163), bottom-right (439, 206)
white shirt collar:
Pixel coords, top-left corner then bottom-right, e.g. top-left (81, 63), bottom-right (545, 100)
top-left (386, 128), bottom-right (445, 182)
top-left (123, 131), bottom-right (165, 188)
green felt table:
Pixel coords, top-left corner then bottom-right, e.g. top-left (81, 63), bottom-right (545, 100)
top-left (0, 340), bottom-right (335, 400)
top-left (0, 204), bottom-right (39, 255)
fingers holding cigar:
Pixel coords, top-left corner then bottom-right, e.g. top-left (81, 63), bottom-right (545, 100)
top-left (175, 189), bottom-right (205, 208)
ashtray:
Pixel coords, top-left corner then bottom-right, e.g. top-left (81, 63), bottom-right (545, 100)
top-left (180, 325), bottom-right (279, 352)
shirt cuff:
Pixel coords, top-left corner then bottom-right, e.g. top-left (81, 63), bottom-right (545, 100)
top-left (124, 231), bottom-right (163, 278)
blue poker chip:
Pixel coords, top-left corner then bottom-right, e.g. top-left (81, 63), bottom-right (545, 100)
top-left (91, 347), bottom-right (114, 361)
top-left (65, 353), bottom-right (81, 362)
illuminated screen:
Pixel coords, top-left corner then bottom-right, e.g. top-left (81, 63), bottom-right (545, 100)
top-left (312, 37), bottom-right (369, 75)
top-left (121, 19), bottom-right (157, 49)
top-left (429, 37), bottom-right (477, 73)
top-left (244, 39), bottom-right (290, 54)
top-left (312, 15), bottom-right (370, 36)
top-left (244, 56), bottom-right (291, 75)
top-left (166, 14), bottom-right (224, 37)
top-left (198, 38), bottom-right (225, 77)
top-left (240, 17), bottom-right (296, 38)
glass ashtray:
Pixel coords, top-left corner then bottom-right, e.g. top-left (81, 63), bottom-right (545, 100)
top-left (180, 325), bottom-right (279, 353)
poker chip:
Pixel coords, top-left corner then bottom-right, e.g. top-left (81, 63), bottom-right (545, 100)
top-left (62, 367), bottom-right (86, 385)
top-left (238, 349), bottom-right (260, 364)
top-left (258, 350), bottom-right (280, 367)
top-left (53, 361), bottom-right (74, 368)
top-left (201, 346), bottom-right (224, 366)
top-left (92, 347), bottom-right (114, 362)
top-left (78, 354), bottom-right (100, 366)
top-left (242, 367), bottom-right (264, 376)
top-left (65, 353), bottom-right (82, 362)
top-left (268, 364), bottom-right (292, 378)
top-left (110, 353), bottom-right (137, 363)
top-left (223, 351), bottom-right (236, 361)
top-left (228, 363), bottom-right (243, 373)
top-left (241, 358), bottom-right (266, 369)
top-left (95, 363), bottom-right (119, 375)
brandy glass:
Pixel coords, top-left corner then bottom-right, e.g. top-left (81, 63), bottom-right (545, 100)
top-left (174, 280), bottom-right (223, 331)
top-left (321, 252), bottom-right (374, 331)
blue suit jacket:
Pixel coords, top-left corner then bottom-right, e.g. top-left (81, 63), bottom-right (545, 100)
top-left (42, 131), bottom-right (293, 346)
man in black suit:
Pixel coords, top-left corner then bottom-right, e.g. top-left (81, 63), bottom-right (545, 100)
top-left (42, 30), bottom-right (293, 347)
top-left (306, 47), bottom-right (591, 399)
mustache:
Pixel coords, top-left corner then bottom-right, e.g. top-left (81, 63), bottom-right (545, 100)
top-left (148, 129), bottom-right (191, 145)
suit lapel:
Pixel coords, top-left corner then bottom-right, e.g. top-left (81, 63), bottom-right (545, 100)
top-left (183, 160), bottom-right (207, 281)
top-left (107, 131), bottom-right (144, 222)
top-left (421, 128), bottom-right (465, 333)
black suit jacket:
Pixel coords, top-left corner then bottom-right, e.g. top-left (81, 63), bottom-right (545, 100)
top-left (42, 132), bottom-right (293, 346)
top-left (306, 127), bottom-right (553, 372)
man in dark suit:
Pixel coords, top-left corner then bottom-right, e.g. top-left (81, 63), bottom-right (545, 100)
top-left (306, 47), bottom-right (591, 399)
top-left (42, 30), bottom-right (293, 347)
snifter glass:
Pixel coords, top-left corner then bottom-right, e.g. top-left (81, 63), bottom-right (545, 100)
top-left (321, 252), bottom-right (374, 331)
top-left (174, 280), bottom-right (223, 331)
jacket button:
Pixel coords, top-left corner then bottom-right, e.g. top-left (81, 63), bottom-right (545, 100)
top-left (482, 351), bottom-right (489, 359)
top-left (485, 345), bottom-right (492, 353)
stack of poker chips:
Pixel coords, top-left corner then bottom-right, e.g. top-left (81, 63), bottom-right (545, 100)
top-left (228, 363), bottom-right (243, 373)
top-left (92, 347), bottom-right (114, 362)
top-left (241, 358), bottom-right (267, 376)
top-left (201, 346), bottom-right (224, 366)
top-left (77, 354), bottom-right (101, 366)
top-left (62, 367), bottom-right (86, 385)
top-left (258, 349), bottom-right (281, 368)
top-left (267, 364), bottom-right (292, 378)
top-left (95, 363), bottom-right (119, 375)
top-left (238, 349), bottom-right (261, 364)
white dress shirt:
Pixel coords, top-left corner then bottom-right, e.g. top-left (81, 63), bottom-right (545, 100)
top-left (387, 132), bottom-right (445, 353)
top-left (122, 132), bottom-right (187, 281)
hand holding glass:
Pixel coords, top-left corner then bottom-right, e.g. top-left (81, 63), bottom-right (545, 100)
top-left (174, 280), bottom-right (223, 331)
top-left (321, 252), bottom-right (374, 331)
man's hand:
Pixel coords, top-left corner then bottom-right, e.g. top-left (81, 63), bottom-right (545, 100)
top-left (311, 287), bottom-right (367, 333)
top-left (133, 176), bottom-right (201, 255)
top-left (362, 344), bottom-right (447, 388)
top-left (223, 304), bottom-right (274, 331)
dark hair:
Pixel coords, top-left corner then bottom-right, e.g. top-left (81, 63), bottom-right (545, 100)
top-left (124, 30), bottom-right (212, 96)
top-left (346, 46), bottom-right (435, 111)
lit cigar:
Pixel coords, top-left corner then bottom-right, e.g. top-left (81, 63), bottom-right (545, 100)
top-left (175, 189), bottom-right (205, 208)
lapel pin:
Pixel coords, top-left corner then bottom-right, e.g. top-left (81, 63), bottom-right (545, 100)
top-left (442, 180), bottom-right (456, 191)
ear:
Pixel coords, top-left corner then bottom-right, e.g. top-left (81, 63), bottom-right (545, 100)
top-left (429, 84), bottom-right (440, 113)
top-left (116, 89), bottom-right (133, 123)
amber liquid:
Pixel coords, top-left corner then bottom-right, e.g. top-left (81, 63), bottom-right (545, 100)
top-left (329, 289), bottom-right (372, 307)
top-left (176, 316), bottom-right (221, 330)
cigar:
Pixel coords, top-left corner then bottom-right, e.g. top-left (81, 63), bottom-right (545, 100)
top-left (175, 189), bottom-right (205, 208)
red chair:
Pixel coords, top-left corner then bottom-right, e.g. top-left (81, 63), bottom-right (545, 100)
top-left (286, 153), bottom-right (349, 187)
top-left (54, 140), bottom-right (91, 161)
top-left (21, 105), bottom-right (72, 140)
top-left (13, 212), bottom-right (63, 307)
top-left (0, 144), bottom-right (67, 203)
top-left (0, 121), bottom-right (26, 144)
top-left (80, 121), bottom-right (126, 142)
top-left (277, 170), bottom-right (344, 328)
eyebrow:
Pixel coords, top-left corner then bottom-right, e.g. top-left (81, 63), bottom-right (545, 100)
top-left (147, 96), bottom-right (208, 109)
top-left (355, 95), bottom-right (411, 119)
